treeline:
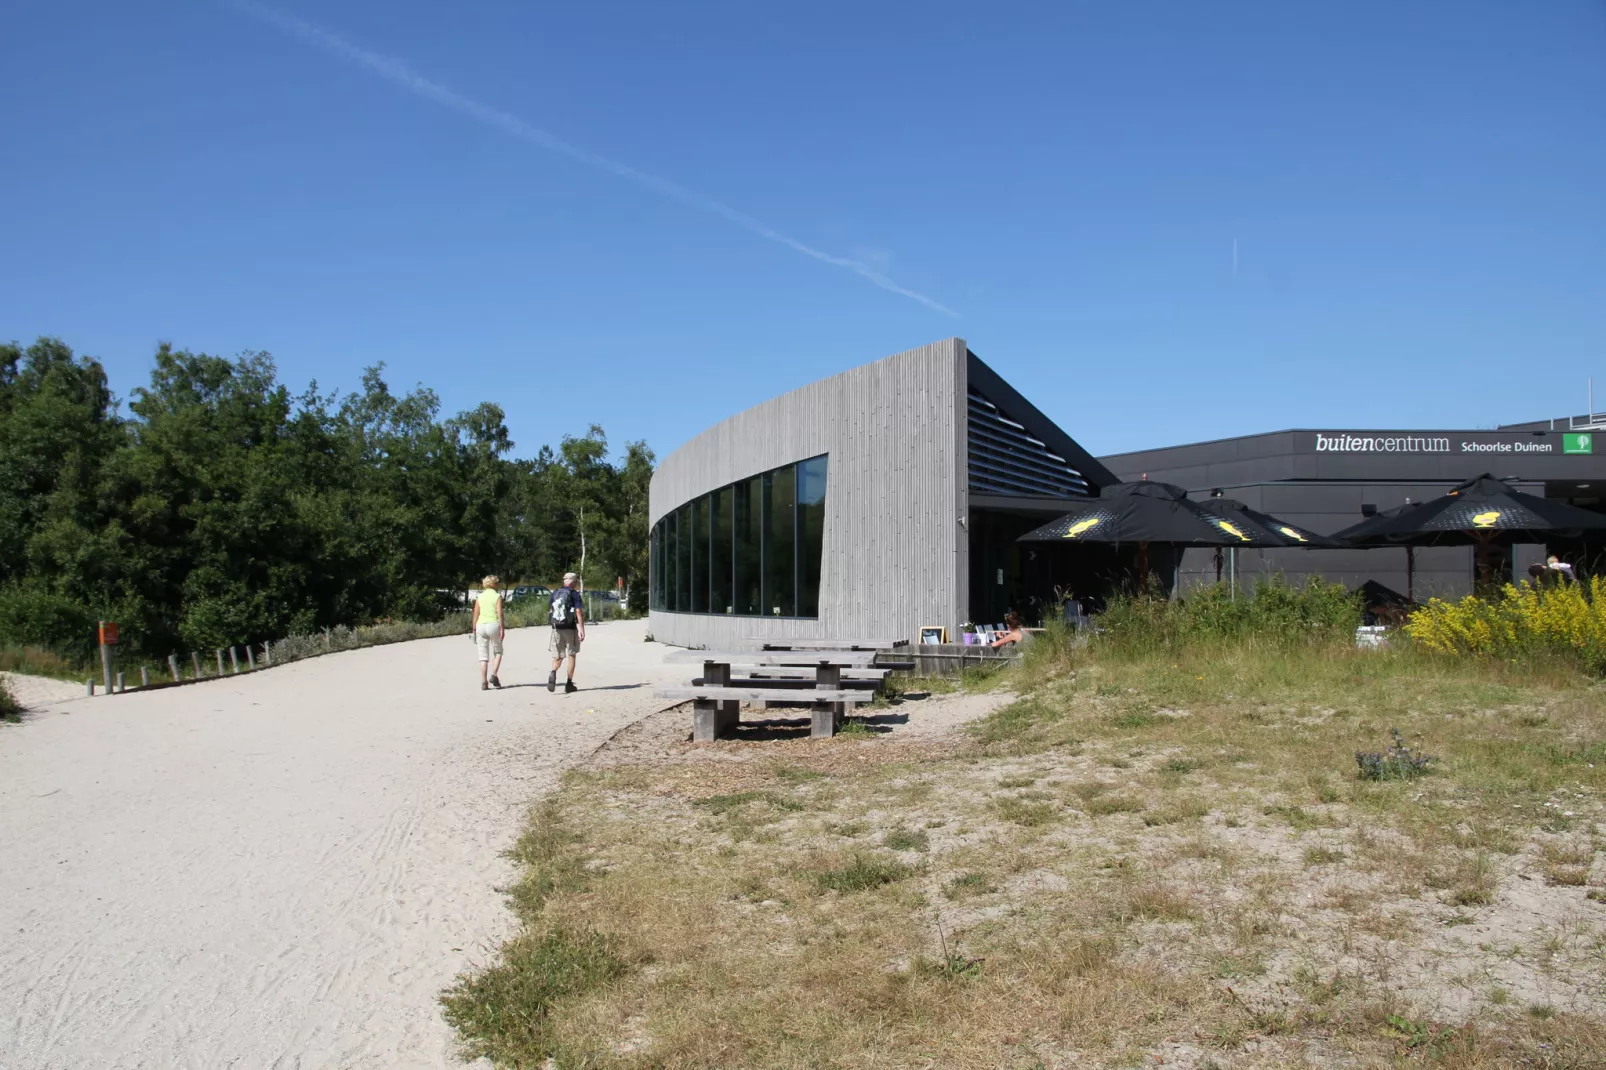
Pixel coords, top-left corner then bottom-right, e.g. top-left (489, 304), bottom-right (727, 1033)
top-left (0, 338), bottom-right (652, 661)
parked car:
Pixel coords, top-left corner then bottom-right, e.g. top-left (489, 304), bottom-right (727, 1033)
top-left (510, 585), bottom-right (551, 602)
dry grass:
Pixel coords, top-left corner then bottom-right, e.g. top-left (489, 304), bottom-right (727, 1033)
top-left (445, 639), bottom-right (1606, 1069)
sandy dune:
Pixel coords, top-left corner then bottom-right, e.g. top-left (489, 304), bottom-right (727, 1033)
top-left (0, 620), bottom-right (681, 1070)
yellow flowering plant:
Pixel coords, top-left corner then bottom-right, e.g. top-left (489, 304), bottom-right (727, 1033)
top-left (1404, 577), bottom-right (1606, 670)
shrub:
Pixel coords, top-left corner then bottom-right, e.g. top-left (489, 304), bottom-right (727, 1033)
top-left (0, 582), bottom-right (96, 660)
top-left (1355, 728), bottom-right (1436, 781)
top-left (266, 616), bottom-right (470, 667)
top-left (1, 676), bottom-right (20, 723)
top-left (1095, 577), bottom-right (1360, 654)
top-left (0, 644), bottom-right (87, 681)
top-left (1405, 578), bottom-right (1606, 671)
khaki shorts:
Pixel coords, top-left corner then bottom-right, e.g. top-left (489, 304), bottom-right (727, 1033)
top-left (475, 620), bottom-right (503, 661)
top-left (549, 627), bottom-right (581, 657)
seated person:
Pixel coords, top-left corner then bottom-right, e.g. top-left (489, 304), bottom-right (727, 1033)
top-left (990, 611), bottom-right (1026, 648)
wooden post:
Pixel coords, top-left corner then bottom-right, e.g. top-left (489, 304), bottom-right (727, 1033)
top-left (263, 640), bottom-right (272, 667)
top-left (229, 647), bottom-right (240, 673)
top-left (140, 666), bottom-right (150, 688)
top-left (246, 646), bottom-right (256, 671)
top-left (324, 628), bottom-right (331, 651)
top-left (86, 678), bottom-right (95, 696)
top-left (216, 649), bottom-right (225, 676)
top-left (192, 651), bottom-right (202, 679)
top-left (98, 621), bottom-right (114, 695)
top-left (812, 663), bottom-right (842, 738)
top-left (691, 660), bottom-right (740, 741)
top-left (115, 672), bottom-right (124, 693)
top-left (168, 654), bottom-right (180, 682)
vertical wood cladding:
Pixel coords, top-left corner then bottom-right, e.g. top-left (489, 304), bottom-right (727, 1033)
top-left (649, 339), bottom-right (967, 648)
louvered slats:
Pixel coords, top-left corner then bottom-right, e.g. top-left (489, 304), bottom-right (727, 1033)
top-left (968, 388), bottom-right (1091, 497)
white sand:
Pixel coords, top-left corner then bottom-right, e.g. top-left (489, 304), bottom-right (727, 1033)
top-left (0, 620), bottom-right (682, 1070)
top-left (2, 670), bottom-right (85, 709)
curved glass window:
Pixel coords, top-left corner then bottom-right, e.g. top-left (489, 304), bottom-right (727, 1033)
top-left (649, 455), bottom-right (828, 619)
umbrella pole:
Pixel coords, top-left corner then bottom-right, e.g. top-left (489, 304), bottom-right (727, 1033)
top-left (1406, 546), bottom-right (1415, 603)
top-left (1138, 542), bottom-right (1150, 595)
top-left (1475, 534), bottom-right (1495, 591)
top-left (1215, 548), bottom-right (1223, 585)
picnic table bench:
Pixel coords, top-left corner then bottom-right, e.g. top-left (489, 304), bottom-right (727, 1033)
top-left (659, 650), bottom-right (884, 741)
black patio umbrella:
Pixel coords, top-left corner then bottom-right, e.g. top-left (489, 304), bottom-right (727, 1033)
top-left (1332, 474), bottom-right (1606, 588)
top-left (1016, 481), bottom-right (1316, 590)
top-left (1193, 496), bottom-right (1343, 586)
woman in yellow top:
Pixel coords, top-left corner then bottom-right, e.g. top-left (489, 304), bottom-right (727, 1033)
top-left (472, 575), bottom-right (506, 690)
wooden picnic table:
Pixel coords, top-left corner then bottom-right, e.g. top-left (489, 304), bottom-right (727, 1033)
top-left (659, 650), bottom-right (880, 740)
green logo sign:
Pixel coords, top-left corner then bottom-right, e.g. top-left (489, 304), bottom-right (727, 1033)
top-left (1564, 433), bottom-right (1594, 455)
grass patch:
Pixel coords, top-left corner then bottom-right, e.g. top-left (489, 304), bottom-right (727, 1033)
top-left (882, 826), bottom-right (930, 852)
top-left (445, 614), bottom-right (1606, 1068)
top-left (693, 790), bottom-right (804, 816)
top-left (440, 926), bottom-right (623, 1066)
top-left (809, 853), bottom-right (916, 894)
top-left (942, 872), bottom-right (995, 899)
top-left (0, 644), bottom-right (89, 683)
top-left (990, 795), bottom-right (1062, 827)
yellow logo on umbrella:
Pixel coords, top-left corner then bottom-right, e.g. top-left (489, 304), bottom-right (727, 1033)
top-left (1064, 517), bottom-right (1102, 538)
top-left (1472, 510), bottom-right (1501, 528)
top-left (1211, 518), bottom-right (1251, 542)
top-left (1277, 526), bottom-right (1308, 543)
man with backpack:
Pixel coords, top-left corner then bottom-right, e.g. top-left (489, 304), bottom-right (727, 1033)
top-left (547, 573), bottom-right (585, 693)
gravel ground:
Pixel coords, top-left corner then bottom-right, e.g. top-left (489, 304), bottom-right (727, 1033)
top-left (0, 619), bottom-right (681, 1070)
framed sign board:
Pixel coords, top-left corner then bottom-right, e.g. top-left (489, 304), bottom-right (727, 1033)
top-left (919, 625), bottom-right (948, 645)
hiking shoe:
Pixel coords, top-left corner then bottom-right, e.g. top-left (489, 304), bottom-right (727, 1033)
top-left (564, 680), bottom-right (577, 694)
top-left (546, 672), bottom-right (556, 693)
top-left (489, 675), bottom-right (501, 689)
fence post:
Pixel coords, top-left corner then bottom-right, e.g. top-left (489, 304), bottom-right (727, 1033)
top-left (99, 624), bottom-right (114, 695)
top-left (229, 647), bottom-right (240, 674)
top-left (263, 640), bottom-right (272, 667)
top-left (86, 678), bottom-right (95, 696)
top-left (116, 672), bottom-right (124, 693)
top-left (140, 666), bottom-right (149, 688)
top-left (216, 649), bottom-right (225, 676)
top-left (246, 646), bottom-right (256, 671)
top-left (324, 628), bottom-right (331, 651)
top-left (168, 654), bottom-right (180, 682)
top-left (192, 651), bottom-right (203, 679)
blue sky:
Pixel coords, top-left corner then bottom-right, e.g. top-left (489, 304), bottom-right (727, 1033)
top-left (3, 1), bottom-right (1604, 460)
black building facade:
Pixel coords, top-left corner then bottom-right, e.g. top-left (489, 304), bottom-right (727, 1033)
top-left (1100, 423), bottom-right (1606, 598)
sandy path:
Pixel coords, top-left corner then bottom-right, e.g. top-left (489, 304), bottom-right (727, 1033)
top-left (2, 671), bottom-right (85, 709)
top-left (0, 620), bottom-right (681, 1070)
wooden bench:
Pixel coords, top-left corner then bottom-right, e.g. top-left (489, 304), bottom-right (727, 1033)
top-left (659, 652), bottom-right (879, 740)
top-left (657, 685), bottom-right (870, 740)
top-left (692, 671), bottom-right (890, 691)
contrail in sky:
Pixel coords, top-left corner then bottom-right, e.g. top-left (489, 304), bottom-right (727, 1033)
top-left (228, 1), bottom-right (957, 315)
